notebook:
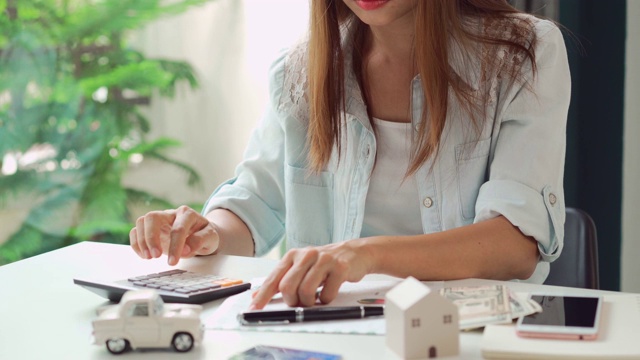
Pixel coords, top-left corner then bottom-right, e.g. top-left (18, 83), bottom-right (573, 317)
top-left (481, 294), bottom-right (640, 359)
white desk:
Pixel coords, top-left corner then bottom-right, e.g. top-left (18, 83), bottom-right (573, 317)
top-left (0, 242), bottom-right (614, 360)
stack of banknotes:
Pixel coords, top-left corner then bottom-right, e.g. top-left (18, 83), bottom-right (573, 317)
top-left (440, 285), bottom-right (541, 330)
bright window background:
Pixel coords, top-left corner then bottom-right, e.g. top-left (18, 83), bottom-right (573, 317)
top-left (0, 0), bottom-right (308, 258)
top-left (125, 0), bottom-right (309, 208)
top-left (121, 0), bottom-right (308, 259)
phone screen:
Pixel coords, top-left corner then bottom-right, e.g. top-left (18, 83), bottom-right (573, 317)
top-left (521, 295), bottom-right (600, 327)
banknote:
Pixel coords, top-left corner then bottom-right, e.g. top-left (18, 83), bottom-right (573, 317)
top-left (508, 290), bottom-right (542, 319)
top-left (440, 285), bottom-right (540, 330)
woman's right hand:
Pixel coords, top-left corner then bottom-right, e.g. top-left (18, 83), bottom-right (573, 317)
top-left (129, 205), bottom-right (220, 265)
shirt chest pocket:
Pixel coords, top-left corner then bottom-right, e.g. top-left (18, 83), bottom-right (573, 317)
top-left (284, 164), bottom-right (334, 246)
top-left (455, 138), bottom-right (491, 220)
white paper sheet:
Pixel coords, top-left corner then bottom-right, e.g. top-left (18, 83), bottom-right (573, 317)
top-left (206, 279), bottom-right (444, 335)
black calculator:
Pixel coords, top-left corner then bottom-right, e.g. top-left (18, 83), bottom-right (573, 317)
top-left (74, 269), bottom-right (251, 304)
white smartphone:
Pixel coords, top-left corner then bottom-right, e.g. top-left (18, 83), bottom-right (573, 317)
top-left (516, 294), bottom-right (603, 340)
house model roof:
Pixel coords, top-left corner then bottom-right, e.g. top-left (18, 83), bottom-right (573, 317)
top-left (386, 276), bottom-right (434, 310)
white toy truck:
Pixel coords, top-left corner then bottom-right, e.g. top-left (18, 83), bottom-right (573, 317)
top-left (92, 289), bottom-right (204, 354)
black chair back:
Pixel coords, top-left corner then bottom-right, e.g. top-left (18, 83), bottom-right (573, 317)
top-left (544, 207), bottom-right (600, 289)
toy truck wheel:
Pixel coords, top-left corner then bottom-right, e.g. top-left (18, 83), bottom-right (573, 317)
top-left (172, 332), bottom-right (194, 352)
top-left (105, 338), bottom-right (129, 354)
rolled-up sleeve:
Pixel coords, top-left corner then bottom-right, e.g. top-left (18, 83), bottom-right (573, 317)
top-left (202, 52), bottom-right (288, 256)
top-left (474, 21), bottom-right (570, 265)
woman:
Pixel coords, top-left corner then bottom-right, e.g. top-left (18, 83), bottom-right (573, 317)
top-left (129, 0), bottom-right (570, 310)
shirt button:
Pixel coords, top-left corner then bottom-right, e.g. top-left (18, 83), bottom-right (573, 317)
top-left (364, 145), bottom-right (370, 159)
top-left (549, 193), bottom-right (557, 206)
top-left (423, 197), bottom-right (433, 208)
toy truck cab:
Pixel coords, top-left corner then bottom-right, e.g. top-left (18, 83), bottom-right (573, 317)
top-left (92, 289), bottom-right (204, 354)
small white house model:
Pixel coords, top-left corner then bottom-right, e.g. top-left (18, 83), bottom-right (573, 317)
top-left (386, 277), bottom-right (459, 359)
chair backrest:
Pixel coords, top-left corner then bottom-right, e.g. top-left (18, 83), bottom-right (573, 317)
top-left (544, 207), bottom-right (600, 289)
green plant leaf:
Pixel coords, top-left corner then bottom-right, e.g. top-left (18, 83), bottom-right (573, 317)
top-left (145, 151), bottom-right (202, 188)
top-left (23, 180), bottom-right (84, 236)
top-left (118, 137), bottom-right (181, 158)
top-left (0, 226), bottom-right (45, 265)
top-left (0, 0), bottom-right (210, 264)
top-left (78, 154), bottom-right (128, 226)
top-left (62, 0), bottom-right (212, 41)
top-left (70, 220), bottom-right (133, 241)
top-left (126, 188), bottom-right (175, 210)
top-left (79, 61), bottom-right (173, 96)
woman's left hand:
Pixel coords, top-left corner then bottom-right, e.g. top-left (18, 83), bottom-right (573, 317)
top-left (249, 239), bottom-right (373, 309)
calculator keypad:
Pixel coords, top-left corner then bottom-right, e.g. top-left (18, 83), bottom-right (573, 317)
top-left (127, 269), bottom-right (243, 294)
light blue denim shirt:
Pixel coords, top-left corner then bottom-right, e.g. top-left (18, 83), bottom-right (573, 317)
top-left (204, 16), bottom-right (570, 284)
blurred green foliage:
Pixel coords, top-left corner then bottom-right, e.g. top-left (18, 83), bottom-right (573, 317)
top-left (0, 0), bottom-right (212, 264)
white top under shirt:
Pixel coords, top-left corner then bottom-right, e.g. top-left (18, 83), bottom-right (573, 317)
top-left (360, 118), bottom-right (424, 238)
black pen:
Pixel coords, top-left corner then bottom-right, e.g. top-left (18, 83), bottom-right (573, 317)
top-left (237, 306), bottom-right (384, 325)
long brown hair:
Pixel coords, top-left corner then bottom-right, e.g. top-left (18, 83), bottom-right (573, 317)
top-left (307, 0), bottom-right (538, 174)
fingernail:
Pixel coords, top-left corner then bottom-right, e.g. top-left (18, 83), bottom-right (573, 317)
top-left (248, 304), bottom-right (257, 311)
top-left (143, 249), bottom-right (151, 259)
top-left (151, 248), bottom-right (161, 258)
top-left (168, 255), bottom-right (176, 265)
top-left (182, 245), bottom-right (191, 256)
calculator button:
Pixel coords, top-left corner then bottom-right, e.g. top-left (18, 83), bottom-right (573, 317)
top-left (214, 279), bottom-right (243, 287)
top-left (145, 274), bottom-right (165, 279)
top-left (191, 284), bottom-right (211, 291)
top-left (175, 287), bottom-right (200, 293)
top-left (121, 270), bottom-right (246, 299)
top-left (157, 269), bottom-right (186, 275)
